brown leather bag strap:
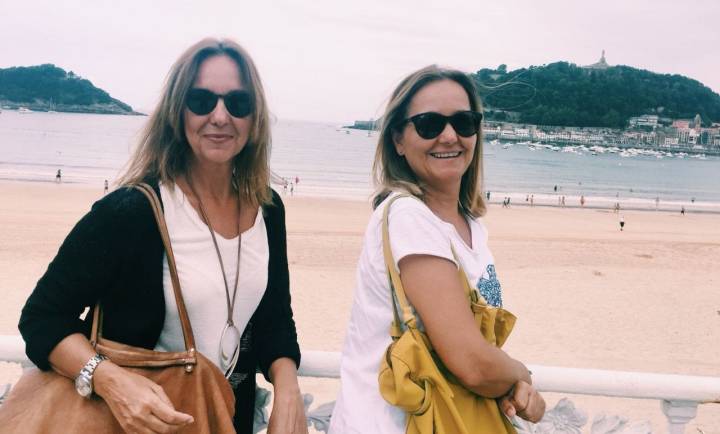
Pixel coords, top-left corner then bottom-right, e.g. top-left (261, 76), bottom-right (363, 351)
top-left (89, 183), bottom-right (197, 353)
top-left (134, 183), bottom-right (196, 352)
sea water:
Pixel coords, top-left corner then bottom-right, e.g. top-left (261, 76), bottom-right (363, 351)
top-left (1, 111), bottom-right (718, 211)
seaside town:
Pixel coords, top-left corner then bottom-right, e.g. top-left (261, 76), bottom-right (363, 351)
top-left (481, 113), bottom-right (719, 158)
top-left (350, 53), bottom-right (720, 158)
top-left (485, 52), bottom-right (720, 156)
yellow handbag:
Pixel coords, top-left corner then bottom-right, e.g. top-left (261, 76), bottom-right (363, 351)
top-left (378, 194), bottom-right (518, 434)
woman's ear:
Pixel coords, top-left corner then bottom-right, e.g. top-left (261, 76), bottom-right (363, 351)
top-left (393, 130), bottom-right (405, 156)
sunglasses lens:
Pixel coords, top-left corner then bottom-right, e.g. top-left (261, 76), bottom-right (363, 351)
top-left (224, 91), bottom-right (254, 118)
top-left (450, 111), bottom-right (482, 137)
top-left (186, 89), bottom-right (218, 115)
top-left (412, 113), bottom-right (446, 139)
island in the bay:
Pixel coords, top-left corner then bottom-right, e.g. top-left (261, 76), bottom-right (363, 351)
top-left (0, 64), bottom-right (140, 115)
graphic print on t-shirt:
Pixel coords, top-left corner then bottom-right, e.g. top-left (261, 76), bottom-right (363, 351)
top-left (476, 264), bottom-right (502, 307)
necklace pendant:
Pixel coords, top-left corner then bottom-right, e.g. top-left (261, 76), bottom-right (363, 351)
top-left (219, 322), bottom-right (241, 378)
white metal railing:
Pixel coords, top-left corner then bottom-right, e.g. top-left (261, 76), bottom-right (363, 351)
top-left (1, 336), bottom-right (718, 434)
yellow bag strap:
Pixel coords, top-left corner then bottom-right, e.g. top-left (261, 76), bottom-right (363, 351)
top-left (382, 194), bottom-right (484, 335)
top-left (382, 194), bottom-right (416, 329)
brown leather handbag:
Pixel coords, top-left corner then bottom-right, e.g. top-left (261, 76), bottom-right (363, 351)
top-left (0, 183), bottom-right (236, 434)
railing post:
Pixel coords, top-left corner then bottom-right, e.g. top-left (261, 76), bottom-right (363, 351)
top-left (661, 400), bottom-right (698, 434)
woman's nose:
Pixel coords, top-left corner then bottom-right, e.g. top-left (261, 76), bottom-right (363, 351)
top-left (209, 98), bottom-right (231, 125)
top-left (437, 121), bottom-right (459, 143)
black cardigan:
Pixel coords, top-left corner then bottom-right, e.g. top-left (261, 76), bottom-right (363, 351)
top-left (19, 181), bottom-right (300, 433)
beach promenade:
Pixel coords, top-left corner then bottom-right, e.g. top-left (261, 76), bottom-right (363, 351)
top-left (1, 180), bottom-right (718, 432)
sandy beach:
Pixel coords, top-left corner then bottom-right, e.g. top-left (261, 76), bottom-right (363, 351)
top-left (1, 180), bottom-right (718, 433)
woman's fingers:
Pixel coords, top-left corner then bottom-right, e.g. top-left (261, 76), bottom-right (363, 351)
top-left (510, 381), bottom-right (546, 423)
top-left (524, 389), bottom-right (546, 423)
top-left (152, 383), bottom-right (174, 407)
top-left (498, 395), bottom-right (516, 418)
top-left (149, 396), bottom-right (194, 426)
top-left (149, 383), bottom-right (194, 426)
top-left (510, 381), bottom-right (531, 413)
top-left (144, 411), bottom-right (187, 434)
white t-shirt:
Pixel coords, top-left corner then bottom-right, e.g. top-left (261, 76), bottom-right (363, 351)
top-left (154, 183), bottom-right (269, 371)
top-left (328, 193), bottom-right (504, 434)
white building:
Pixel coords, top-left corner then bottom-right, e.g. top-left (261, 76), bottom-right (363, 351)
top-left (628, 114), bottom-right (659, 128)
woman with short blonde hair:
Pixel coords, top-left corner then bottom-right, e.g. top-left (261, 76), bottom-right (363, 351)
top-left (330, 65), bottom-right (544, 433)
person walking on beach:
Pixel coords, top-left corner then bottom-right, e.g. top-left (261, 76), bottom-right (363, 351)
top-left (290, 182), bottom-right (294, 196)
top-left (561, 195), bottom-right (566, 207)
top-left (580, 195), bottom-right (585, 207)
top-left (486, 191), bottom-right (490, 201)
top-left (530, 194), bottom-right (534, 207)
top-left (655, 196), bottom-right (660, 210)
top-left (619, 215), bottom-right (625, 231)
top-left (329, 65), bottom-right (544, 434)
top-left (55, 169), bottom-right (62, 183)
top-left (681, 206), bottom-right (685, 216)
top-left (103, 179), bottom-right (108, 195)
top-left (15, 38), bottom-right (306, 434)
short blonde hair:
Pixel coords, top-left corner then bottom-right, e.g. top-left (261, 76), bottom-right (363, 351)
top-left (118, 38), bottom-right (272, 207)
top-left (372, 65), bottom-right (486, 217)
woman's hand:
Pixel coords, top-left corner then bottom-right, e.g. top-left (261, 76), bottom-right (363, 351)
top-left (94, 361), bottom-right (194, 434)
top-left (267, 388), bottom-right (308, 434)
top-left (499, 380), bottom-right (545, 424)
top-left (267, 357), bottom-right (308, 434)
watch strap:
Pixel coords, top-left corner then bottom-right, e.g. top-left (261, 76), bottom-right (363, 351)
top-left (76, 353), bottom-right (109, 392)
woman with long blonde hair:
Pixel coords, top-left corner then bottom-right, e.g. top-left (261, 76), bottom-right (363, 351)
top-left (19, 38), bottom-right (307, 434)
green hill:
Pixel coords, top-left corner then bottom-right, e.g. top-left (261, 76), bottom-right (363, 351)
top-left (472, 62), bottom-right (720, 128)
top-left (0, 64), bottom-right (137, 114)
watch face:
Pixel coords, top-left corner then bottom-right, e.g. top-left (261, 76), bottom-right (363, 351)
top-left (75, 375), bottom-right (92, 397)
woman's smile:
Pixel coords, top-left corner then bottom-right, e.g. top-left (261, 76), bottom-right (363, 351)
top-left (429, 150), bottom-right (463, 159)
top-left (203, 133), bottom-right (235, 143)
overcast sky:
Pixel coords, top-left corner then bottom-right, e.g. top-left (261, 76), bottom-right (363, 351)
top-left (1, 0), bottom-right (718, 123)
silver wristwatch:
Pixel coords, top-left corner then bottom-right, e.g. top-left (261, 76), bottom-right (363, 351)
top-left (74, 354), bottom-right (109, 398)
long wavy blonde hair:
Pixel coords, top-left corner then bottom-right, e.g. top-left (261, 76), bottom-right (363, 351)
top-left (373, 65), bottom-right (486, 217)
top-left (118, 38), bottom-right (272, 207)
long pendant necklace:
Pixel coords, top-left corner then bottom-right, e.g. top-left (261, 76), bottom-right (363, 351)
top-left (187, 174), bottom-right (242, 378)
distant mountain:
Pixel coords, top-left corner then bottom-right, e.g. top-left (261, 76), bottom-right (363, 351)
top-left (472, 62), bottom-right (720, 128)
top-left (0, 64), bottom-right (139, 115)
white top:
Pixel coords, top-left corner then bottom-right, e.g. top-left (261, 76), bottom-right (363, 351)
top-left (328, 193), bottom-right (504, 434)
top-left (154, 183), bottom-right (269, 371)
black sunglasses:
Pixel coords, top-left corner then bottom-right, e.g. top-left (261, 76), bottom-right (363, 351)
top-left (402, 111), bottom-right (483, 140)
top-left (186, 88), bottom-right (254, 118)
